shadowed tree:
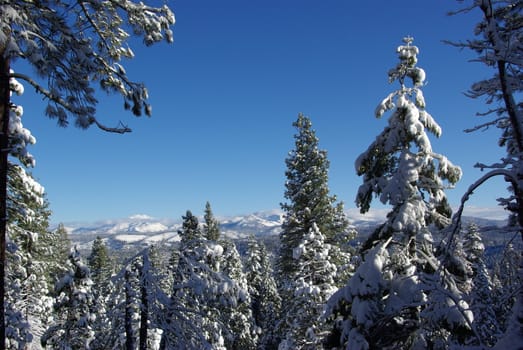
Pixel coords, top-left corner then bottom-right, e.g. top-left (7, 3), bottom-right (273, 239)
top-left (445, 1), bottom-right (523, 346)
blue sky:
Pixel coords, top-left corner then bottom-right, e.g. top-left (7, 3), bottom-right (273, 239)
top-left (15, 0), bottom-right (508, 223)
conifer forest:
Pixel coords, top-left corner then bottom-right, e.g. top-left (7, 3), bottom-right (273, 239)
top-left (1, 0), bottom-right (522, 349)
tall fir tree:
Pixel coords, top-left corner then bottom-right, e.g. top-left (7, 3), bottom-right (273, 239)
top-left (326, 37), bottom-right (468, 349)
top-left (277, 113), bottom-right (351, 348)
top-left (279, 114), bottom-right (349, 264)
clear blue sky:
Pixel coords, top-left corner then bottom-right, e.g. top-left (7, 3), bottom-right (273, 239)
top-left (15, 0), bottom-right (508, 223)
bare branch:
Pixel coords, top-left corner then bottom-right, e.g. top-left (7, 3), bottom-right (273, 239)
top-left (90, 118), bottom-right (132, 134)
top-left (464, 118), bottom-right (502, 133)
top-left (443, 168), bottom-right (514, 249)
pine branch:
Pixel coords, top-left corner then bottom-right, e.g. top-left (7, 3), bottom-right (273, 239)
top-left (10, 72), bottom-right (132, 134)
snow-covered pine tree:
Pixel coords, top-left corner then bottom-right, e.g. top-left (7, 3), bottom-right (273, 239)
top-left (88, 236), bottom-right (115, 349)
top-left (159, 210), bottom-right (242, 349)
top-left (278, 222), bottom-right (338, 349)
top-left (218, 239), bottom-right (257, 349)
top-left (446, 1), bottom-right (523, 347)
top-left (356, 37), bottom-right (461, 246)
top-left (326, 37), bottom-right (466, 349)
top-left (491, 242), bottom-right (521, 332)
top-left (244, 236), bottom-right (281, 350)
top-left (5, 165), bottom-right (53, 349)
top-left (103, 249), bottom-right (156, 350)
top-left (277, 113), bottom-right (351, 345)
top-left (204, 201), bottom-right (221, 241)
top-left (3, 73), bottom-right (54, 349)
top-left (41, 247), bottom-right (96, 349)
top-left (462, 223), bottom-right (502, 347)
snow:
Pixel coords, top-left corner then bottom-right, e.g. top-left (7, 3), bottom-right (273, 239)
top-left (128, 214), bottom-right (153, 220)
top-left (114, 234), bottom-right (148, 243)
top-left (107, 221), bottom-right (168, 234)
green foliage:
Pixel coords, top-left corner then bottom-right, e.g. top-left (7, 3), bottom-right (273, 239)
top-left (88, 237), bottom-right (113, 293)
top-left (42, 248), bottom-right (96, 349)
top-left (204, 201), bottom-right (221, 241)
top-left (244, 236), bottom-right (281, 350)
top-left (279, 113), bottom-right (349, 278)
top-left (179, 210), bottom-right (202, 244)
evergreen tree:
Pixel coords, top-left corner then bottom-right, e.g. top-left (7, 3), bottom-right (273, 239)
top-left (88, 236), bottom-right (113, 293)
top-left (103, 253), bottom-right (143, 349)
top-left (204, 201), bottom-right (221, 241)
top-left (180, 210), bottom-right (203, 243)
top-left (88, 236), bottom-right (114, 350)
top-left (5, 162), bottom-right (55, 349)
top-left (326, 37), bottom-right (467, 349)
top-left (42, 247), bottom-right (96, 349)
top-left (463, 223), bottom-right (502, 347)
top-left (244, 236), bottom-right (281, 350)
top-left (278, 223), bottom-right (338, 349)
top-left (219, 239), bottom-right (257, 349)
top-left (492, 242), bottom-right (521, 333)
top-left (160, 210), bottom-right (242, 349)
top-left (44, 223), bottom-right (72, 286)
top-left (278, 113), bottom-right (349, 273)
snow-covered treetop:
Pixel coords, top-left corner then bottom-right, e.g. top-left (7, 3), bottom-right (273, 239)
top-left (1, 0), bottom-right (175, 133)
top-left (387, 36), bottom-right (426, 89)
top-left (355, 37), bottom-right (461, 234)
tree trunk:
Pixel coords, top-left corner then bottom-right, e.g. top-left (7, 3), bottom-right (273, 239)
top-left (139, 252), bottom-right (149, 350)
top-left (124, 269), bottom-right (135, 350)
top-left (0, 54), bottom-right (11, 350)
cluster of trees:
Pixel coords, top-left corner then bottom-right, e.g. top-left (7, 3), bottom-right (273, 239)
top-left (1, 0), bottom-right (522, 349)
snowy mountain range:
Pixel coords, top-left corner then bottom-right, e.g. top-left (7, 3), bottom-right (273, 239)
top-left (64, 208), bottom-right (512, 255)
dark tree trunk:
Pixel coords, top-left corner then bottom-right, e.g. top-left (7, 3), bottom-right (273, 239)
top-left (0, 54), bottom-right (11, 350)
top-left (125, 270), bottom-right (135, 350)
top-left (139, 252), bottom-right (149, 350)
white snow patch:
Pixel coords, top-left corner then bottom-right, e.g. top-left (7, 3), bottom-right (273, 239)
top-left (144, 232), bottom-right (178, 243)
top-left (129, 214), bottom-right (154, 220)
top-left (134, 222), bottom-right (168, 233)
top-left (115, 234), bottom-right (147, 243)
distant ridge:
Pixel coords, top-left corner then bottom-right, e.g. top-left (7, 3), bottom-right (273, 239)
top-left (64, 208), bottom-right (508, 253)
